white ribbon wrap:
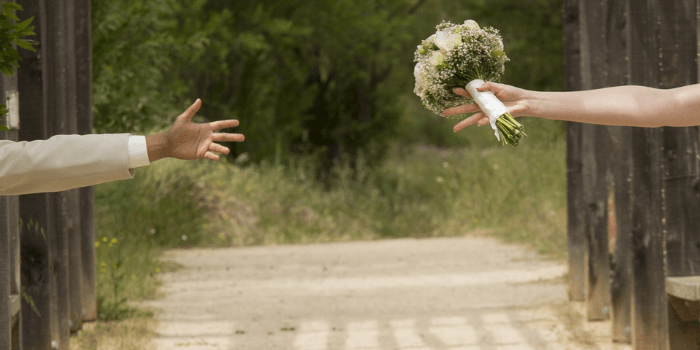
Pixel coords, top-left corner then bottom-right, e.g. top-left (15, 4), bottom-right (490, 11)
top-left (465, 79), bottom-right (508, 141)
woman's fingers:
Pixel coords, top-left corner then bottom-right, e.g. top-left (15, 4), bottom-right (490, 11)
top-left (442, 103), bottom-right (480, 117)
top-left (453, 112), bottom-right (487, 132)
top-left (476, 81), bottom-right (503, 94)
top-left (477, 117), bottom-right (490, 127)
top-left (452, 87), bottom-right (471, 98)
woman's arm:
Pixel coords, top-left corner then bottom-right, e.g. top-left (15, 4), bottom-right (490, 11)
top-left (442, 82), bottom-right (700, 132)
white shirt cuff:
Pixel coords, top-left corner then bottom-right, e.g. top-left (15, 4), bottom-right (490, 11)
top-left (127, 135), bottom-right (150, 168)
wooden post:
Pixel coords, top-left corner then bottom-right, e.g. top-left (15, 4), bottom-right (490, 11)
top-left (44, 0), bottom-right (73, 346)
top-left (17, 0), bottom-right (62, 349)
top-left (627, 0), bottom-right (669, 348)
top-left (0, 70), bottom-right (16, 350)
top-left (74, 0), bottom-right (96, 323)
top-left (4, 71), bottom-right (23, 350)
top-left (657, 0), bottom-right (700, 348)
top-left (604, 0), bottom-right (633, 343)
top-left (563, 0), bottom-right (586, 302)
top-left (64, 0), bottom-right (83, 333)
top-left (0, 190), bottom-right (12, 350)
top-left (610, 123), bottom-right (633, 344)
top-left (0, 76), bottom-right (15, 347)
top-left (579, 0), bottom-right (612, 321)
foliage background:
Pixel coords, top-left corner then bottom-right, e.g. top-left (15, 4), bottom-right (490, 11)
top-left (87, 0), bottom-right (567, 323)
top-left (92, 0), bottom-right (565, 163)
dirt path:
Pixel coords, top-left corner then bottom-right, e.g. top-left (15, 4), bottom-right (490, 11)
top-left (145, 236), bottom-right (630, 350)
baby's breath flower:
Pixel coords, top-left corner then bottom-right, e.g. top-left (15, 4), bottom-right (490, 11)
top-left (413, 21), bottom-right (509, 115)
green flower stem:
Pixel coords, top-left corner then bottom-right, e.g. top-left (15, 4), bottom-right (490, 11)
top-left (495, 112), bottom-right (526, 146)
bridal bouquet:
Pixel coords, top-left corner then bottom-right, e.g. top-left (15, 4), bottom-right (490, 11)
top-left (414, 20), bottom-right (525, 146)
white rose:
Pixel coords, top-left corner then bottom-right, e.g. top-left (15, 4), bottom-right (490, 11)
top-left (464, 20), bottom-right (480, 31)
top-left (434, 31), bottom-right (462, 52)
top-left (428, 51), bottom-right (446, 69)
top-left (414, 62), bottom-right (426, 87)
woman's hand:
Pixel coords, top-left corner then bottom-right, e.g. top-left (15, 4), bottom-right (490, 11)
top-left (146, 99), bottom-right (245, 162)
top-left (442, 81), bottom-right (532, 132)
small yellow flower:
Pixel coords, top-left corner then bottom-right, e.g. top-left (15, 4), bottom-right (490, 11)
top-left (113, 264), bottom-right (117, 269)
top-left (100, 262), bottom-right (106, 267)
top-left (111, 238), bottom-right (118, 244)
top-left (102, 237), bottom-right (108, 242)
top-left (100, 268), bottom-right (106, 273)
top-left (202, 224), bottom-right (206, 229)
top-left (94, 241), bottom-right (100, 248)
top-left (108, 243), bottom-right (113, 248)
top-left (131, 275), bottom-right (136, 280)
top-left (218, 232), bottom-right (226, 240)
top-left (245, 186), bottom-right (251, 192)
top-left (155, 267), bottom-right (161, 273)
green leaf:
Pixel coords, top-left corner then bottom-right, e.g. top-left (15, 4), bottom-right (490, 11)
top-left (1, 3), bottom-right (22, 11)
top-left (15, 16), bottom-right (32, 31)
top-left (15, 39), bottom-right (35, 51)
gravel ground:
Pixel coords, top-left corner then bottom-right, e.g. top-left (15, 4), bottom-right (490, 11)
top-left (145, 236), bottom-right (631, 350)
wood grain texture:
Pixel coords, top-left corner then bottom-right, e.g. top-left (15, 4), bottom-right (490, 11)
top-left (74, 0), bottom-right (96, 323)
top-left (563, 0), bottom-right (586, 303)
top-left (17, 0), bottom-right (62, 348)
top-left (605, 0), bottom-right (633, 343)
top-left (579, 0), bottom-right (612, 322)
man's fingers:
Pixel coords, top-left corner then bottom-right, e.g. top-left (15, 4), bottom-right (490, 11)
top-left (178, 99), bottom-right (202, 123)
top-left (452, 87), bottom-right (471, 98)
top-left (208, 142), bottom-right (230, 155)
top-left (210, 119), bottom-right (239, 130)
top-left (453, 112), bottom-right (487, 132)
top-left (204, 151), bottom-right (220, 161)
top-left (212, 133), bottom-right (245, 143)
top-left (442, 103), bottom-right (480, 117)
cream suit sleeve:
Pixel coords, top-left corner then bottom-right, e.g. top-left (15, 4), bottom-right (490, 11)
top-left (0, 133), bottom-right (138, 195)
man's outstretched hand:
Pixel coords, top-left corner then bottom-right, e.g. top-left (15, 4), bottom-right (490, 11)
top-left (146, 99), bottom-right (245, 162)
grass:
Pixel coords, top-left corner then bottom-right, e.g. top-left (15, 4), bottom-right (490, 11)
top-left (76, 120), bottom-right (567, 347)
top-left (69, 310), bottom-right (154, 350)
